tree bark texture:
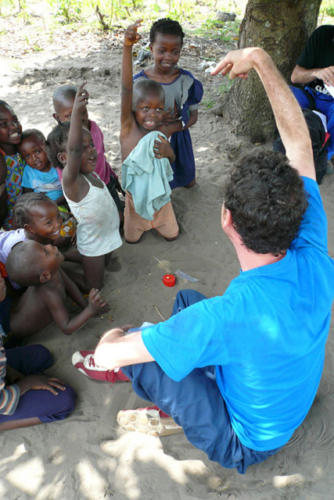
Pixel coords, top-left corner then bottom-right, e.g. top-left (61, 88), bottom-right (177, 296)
top-left (223, 0), bottom-right (322, 142)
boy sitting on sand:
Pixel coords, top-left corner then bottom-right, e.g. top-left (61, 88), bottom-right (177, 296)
top-left (6, 240), bottom-right (106, 338)
top-left (0, 274), bottom-right (76, 431)
top-left (121, 20), bottom-right (179, 243)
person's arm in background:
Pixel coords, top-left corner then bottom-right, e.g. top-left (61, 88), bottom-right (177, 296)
top-left (291, 26), bottom-right (334, 87)
top-left (291, 64), bottom-right (334, 87)
top-left (212, 47), bottom-right (315, 180)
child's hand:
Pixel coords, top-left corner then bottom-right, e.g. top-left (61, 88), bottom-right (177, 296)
top-left (73, 82), bottom-right (89, 118)
top-left (161, 102), bottom-right (180, 124)
top-left (18, 375), bottom-right (66, 395)
top-left (124, 19), bottom-right (142, 47)
top-left (88, 288), bottom-right (110, 314)
top-left (154, 135), bottom-right (175, 162)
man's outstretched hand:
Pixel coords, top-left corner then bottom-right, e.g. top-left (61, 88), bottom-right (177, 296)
top-left (211, 47), bottom-right (266, 80)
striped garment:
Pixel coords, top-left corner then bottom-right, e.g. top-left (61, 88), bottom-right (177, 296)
top-left (0, 338), bottom-right (20, 415)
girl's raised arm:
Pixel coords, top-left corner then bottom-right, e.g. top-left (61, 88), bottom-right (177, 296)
top-left (121, 20), bottom-right (141, 134)
top-left (62, 83), bottom-right (88, 194)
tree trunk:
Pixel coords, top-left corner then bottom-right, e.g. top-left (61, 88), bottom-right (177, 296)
top-left (223, 0), bottom-right (322, 142)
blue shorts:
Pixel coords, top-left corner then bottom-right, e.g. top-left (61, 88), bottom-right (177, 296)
top-left (122, 290), bottom-right (280, 473)
top-left (291, 85), bottom-right (334, 160)
top-left (0, 344), bottom-right (76, 423)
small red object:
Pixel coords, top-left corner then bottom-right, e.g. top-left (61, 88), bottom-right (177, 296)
top-left (162, 274), bottom-right (176, 287)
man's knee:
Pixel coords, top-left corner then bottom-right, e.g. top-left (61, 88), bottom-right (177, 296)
top-left (173, 289), bottom-right (207, 314)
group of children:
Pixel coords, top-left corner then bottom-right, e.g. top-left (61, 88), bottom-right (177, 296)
top-left (0, 18), bottom-right (203, 428)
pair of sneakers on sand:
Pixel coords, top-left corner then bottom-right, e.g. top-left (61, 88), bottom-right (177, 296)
top-left (72, 350), bottom-right (182, 437)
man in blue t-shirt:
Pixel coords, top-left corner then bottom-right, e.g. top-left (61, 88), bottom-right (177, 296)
top-left (91, 48), bottom-right (334, 473)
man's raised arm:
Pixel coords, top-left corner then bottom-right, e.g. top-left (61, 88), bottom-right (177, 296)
top-left (212, 48), bottom-right (315, 180)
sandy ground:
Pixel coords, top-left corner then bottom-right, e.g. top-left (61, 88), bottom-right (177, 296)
top-left (1, 27), bottom-right (334, 500)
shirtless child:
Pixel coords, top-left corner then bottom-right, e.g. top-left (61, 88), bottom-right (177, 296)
top-left (6, 240), bottom-right (106, 338)
top-left (121, 20), bottom-right (179, 243)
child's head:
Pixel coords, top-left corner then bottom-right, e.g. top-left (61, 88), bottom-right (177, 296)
top-left (6, 240), bottom-right (64, 287)
top-left (45, 122), bottom-right (70, 169)
top-left (46, 122), bottom-right (97, 174)
top-left (14, 192), bottom-right (61, 242)
top-left (0, 100), bottom-right (22, 153)
top-left (133, 80), bottom-right (165, 130)
top-left (149, 18), bottom-right (184, 73)
top-left (18, 129), bottom-right (50, 172)
top-left (223, 151), bottom-right (307, 255)
top-left (53, 85), bottom-right (89, 128)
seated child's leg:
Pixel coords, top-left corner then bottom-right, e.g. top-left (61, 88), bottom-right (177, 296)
top-left (124, 193), bottom-right (148, 243)
top-left (0, 344), bottom-right (76, 430)
top-left (0, 384), bottom-right (76, 429)
top-left (6, 344), bottom-right (53, 374)
top-left (153, 202), bottom-right (179, 240)
top-left (82, 254), bottom-right (106, 289)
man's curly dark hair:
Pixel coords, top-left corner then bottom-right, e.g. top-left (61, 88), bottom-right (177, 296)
top-left (223, 151), bottom-right (308, 255)
top-left (150, 18), bottom-right (185, 45)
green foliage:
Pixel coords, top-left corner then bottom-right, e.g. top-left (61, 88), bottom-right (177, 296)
top-left (203, 98), bottom-right (215, 109)
top-left (108, 0), bottom-right (145, 21)
top-left (32, 43), bottom-right (43, 52)
top-left (324, 6), bottom-right (334, 17)
top-left (0, 0), bottom-right (28, 16)
top-left (194, 18), bottom-right (240, 42)
top-left (0, 0), bottom-right (245, 37)
top-left (218, 79), bottom-right (233, 94)
top-left (48, 0), bottom-right (82, 24)
top-left (319, 0), bottom-right (334, 20)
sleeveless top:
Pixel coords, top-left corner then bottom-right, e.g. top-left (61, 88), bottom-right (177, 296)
top-left (63, 173), bottom-right (122, 257)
